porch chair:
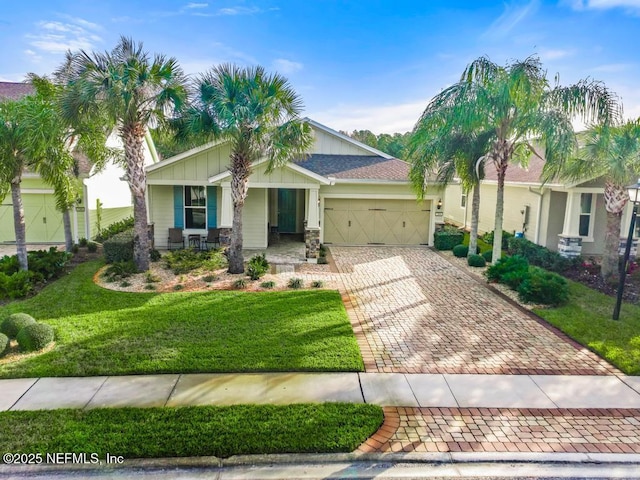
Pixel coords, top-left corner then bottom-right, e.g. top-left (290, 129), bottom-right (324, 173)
top-left (204, 228), bottom-right (221, 250)
top-left (167, 228), bottom-right (185, 250)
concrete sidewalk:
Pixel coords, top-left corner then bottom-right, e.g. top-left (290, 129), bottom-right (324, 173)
top-left (3, 372), bottom-right (640, 411)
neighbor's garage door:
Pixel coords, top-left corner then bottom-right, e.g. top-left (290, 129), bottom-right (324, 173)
top-left (323, 198), bottom-right (430, 245)
top-left (0, 194), bottom-right (64, 243)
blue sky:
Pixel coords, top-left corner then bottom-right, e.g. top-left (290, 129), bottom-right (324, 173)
top-left (1, 0), bottom-right (639, 133)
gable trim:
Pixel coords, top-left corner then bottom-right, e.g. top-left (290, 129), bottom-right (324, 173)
top-left (208, 157), bottom-right (331, 185)
top-left (305, 118), bottom-right (394, 159)
top-left (146, 138), bottom-right (228, 173)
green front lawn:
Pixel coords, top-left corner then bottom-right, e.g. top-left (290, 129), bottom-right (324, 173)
top-left (0, 261), bottom-right (363, 378)
top-left (534, 279), bottom-right (640, 375)
top-left (0, 404), bottom-right (383, 458)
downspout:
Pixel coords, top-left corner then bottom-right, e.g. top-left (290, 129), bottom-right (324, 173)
top-left (528, 186), bottom-right (545, 245)
top-left (144, 129), bottom-right (160, 164)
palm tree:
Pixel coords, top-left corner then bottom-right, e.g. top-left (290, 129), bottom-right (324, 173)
top-left (557, 120), bottom-right (640, 280)
top-left (58, 37), bottom-right (187, 271)
top-left (409, 110), bottom-right (493, 257)
top-left (0, 92), bottom-right (75, 270)
top-left (416, 55), bottom-right (619, 262)
top-left (189, 64), bottom-right (313, 274)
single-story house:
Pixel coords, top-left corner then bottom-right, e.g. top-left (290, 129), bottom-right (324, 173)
top-left (442, 154), bottom-right (639, 257)
top-left (0, 81), bottom-right (154, 245)
top-left (146, 119), bottom-right (444, 257)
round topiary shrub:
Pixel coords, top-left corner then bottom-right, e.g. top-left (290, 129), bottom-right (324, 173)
top-left (452, 244), bottom-right (469, 258)
top-left (0, 333), bottom-right (9, 357)
top-left (1, 313), bottom-right (36, 339)
top-left (482, 250), bottom-right (493, 263)
top-left (16, 323), bottom-right (55, 352)
top-left (467, 254), bottom-right (486, 267)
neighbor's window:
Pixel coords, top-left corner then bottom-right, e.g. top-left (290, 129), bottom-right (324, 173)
top-left (461, 192), bottom-right (467, 208)
top-left (579, 193), bottom-right (593, 237)
top-left (185, 186), bottom-right (206, 229)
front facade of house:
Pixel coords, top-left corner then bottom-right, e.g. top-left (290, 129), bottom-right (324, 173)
top-left (443, 156), bottom-right (639, 257)
top-left (146, 120), bottom-right (443, 257)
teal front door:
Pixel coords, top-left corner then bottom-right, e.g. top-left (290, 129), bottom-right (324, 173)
top-left (277, 189), bottom-right (297, 233)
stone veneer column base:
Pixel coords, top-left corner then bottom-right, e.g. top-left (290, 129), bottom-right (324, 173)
top-left (619, 237), bottom-right (639, 258)
top-left (558, 235), bottom-right (582, 258)
top-left (305, 228), bottom-right (320, 261)
top-left (219, 228), bottom-right (232, 247)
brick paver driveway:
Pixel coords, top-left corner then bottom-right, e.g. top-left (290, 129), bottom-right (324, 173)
top-left (331, 246), bottom-right (615, 375)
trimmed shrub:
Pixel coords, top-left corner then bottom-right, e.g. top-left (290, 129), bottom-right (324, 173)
top-left (87, 241), bottom-right (98, 253)
top-left (311, 280), bottom-right (325, 288)
top-left (482, 250), bottom-right (493, 263)
top-left (103, 230), bottom-right (134, 264)
top-left (260, 280), bottom-right (276, 289)
top-left (103, 261), bottom-right (138, 281)
top-left (507, 237), bottom-right (577, 273)
top-left (482, 230), bottom-right (514, 250)
top-left (16, 323), bottom-right (55, 352)
top-left (163, 249), bottom-right (226, 274)
top-left (0, 332), bottom-right (9, 357)
top-left (1, 313), bottom-right (36, 339)
top-left (467, 254), bottom-right (486, 267)
top-left (288, 277), bottom-right (304, 289)
top-left (150, 249), bottom-right (162, 262)
top-left (94, 216), bottom-right (134, 243)
top-left (202, 274), bottom-right (217, 283)
top-left (78, 237), bottom-right (88, 247)
top-left (501, 269), bottom-right (530, 290)
top-left (246, 253), bottom-right (269, 280)
top-left (434, 228), bottom-right (464, 251)
top-left (119, 280), bottom-right (132, 288)
top-left (485, 255), bottom-right (529, 283)
top-left (518, 267), bottom-right (569, 306)
top-left (317, 257), bottom-right (328, 265)
top-left (173, 284), bottom-right (184, 291)
top-left (452, 244), bottom-right (469, 258)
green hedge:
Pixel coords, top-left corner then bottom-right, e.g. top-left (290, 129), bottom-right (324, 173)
top-left (94, 216), bottom-right (134, 243)
top-left (507, 237), bottom-right (578, 273)
top-left (103, 230), bottom-right (134, 264)
top-left (434, 229), bottom-right (464, 250)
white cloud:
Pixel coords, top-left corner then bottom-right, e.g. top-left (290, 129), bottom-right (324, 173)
top-left (539, 48), bottom-right (574, 61)
top-left (217, 6), bottom-right (261, 15)
top-left (590, 63), bottom-right (635, 72)
top-left (309, 100), bottom-right (429, 134)
top-left (185, 2), bottom-right (208, 8)
top-left (272, 58), bottom-right (303, 74)
top-left (483, 0), bottom-right (540, 40)
top-left (26, 18), bottom-right (102, 54)
top-left (568, 0), bottom-right (640, 9)
top-left (24, 49), bottom-right (43, 63)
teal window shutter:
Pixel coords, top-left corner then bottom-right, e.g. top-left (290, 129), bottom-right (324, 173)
top-left (173, 186), bottom-right (184, 228)
top-left (207, 186), bottom-right (217, 228)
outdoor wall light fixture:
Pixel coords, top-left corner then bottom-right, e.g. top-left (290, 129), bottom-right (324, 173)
top-left (437, 199), bottom-right (442, 210)
top-left (613, 178), bottom-right (640, 320)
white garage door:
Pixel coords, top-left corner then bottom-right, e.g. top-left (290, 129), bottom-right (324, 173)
top-left (323, 198), bottom-right (430, 245)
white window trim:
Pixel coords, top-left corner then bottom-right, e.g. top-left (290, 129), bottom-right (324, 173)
top-left (578, 193), bottom-right (596, 242)
top-left (184, 185), bottom-right (207, 231)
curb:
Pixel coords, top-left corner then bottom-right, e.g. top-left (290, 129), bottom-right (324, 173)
top-left (3, 451), bottom-right (640, 475)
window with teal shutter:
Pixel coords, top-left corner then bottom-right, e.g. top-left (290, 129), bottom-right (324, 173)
top-left (173, 186), bottom-right (184, 228)
top-left (207, 186), bottom-right (217, 228)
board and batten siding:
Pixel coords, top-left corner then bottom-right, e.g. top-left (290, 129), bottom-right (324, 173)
top-left (243, 188), bottom-right (268, 249)
top-left (310, 129), bottom-right (374, 156)
top-left (249, 165), bottom-right (318, 185)
top-left (147, 143), bottom-right (233, 183)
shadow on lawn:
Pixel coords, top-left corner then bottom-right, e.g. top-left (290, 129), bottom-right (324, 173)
top-left (0, 284), bottom-right (363, 378)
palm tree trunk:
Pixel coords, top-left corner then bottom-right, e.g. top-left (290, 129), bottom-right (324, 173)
top-left (62, 209), bottom-right (73, 252)
top-left (468, 183), bottom-right (480, 257)
top-left (10, 179), bottom-right (28, 271)
top-left (601, 210), bottom-right (622, 281)
top-left (122, 124), bottom-right (150, 272)
top-left (228, 156), bottom-right (250, 274)
top-left (492, 164), bottom-right (507, 264)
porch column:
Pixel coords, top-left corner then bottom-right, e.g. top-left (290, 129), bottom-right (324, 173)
top-left (305, 187), bottom-right (320, 261)
top-left (219, 183), bottom-right (233, 246)
top-left (558, 191), bottom-right (582, 258)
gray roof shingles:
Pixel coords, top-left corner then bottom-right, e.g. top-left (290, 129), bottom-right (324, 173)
top-left (0, 82), bottom-right (34, 100)
top-left (296, 154), bottom-right (410, 181)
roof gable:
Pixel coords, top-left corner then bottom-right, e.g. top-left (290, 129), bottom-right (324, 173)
top-left (0, 82), bottom-right (34, 100)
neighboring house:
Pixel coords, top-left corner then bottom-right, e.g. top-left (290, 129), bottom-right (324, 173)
top-left (146, 119), bottom-right (443, 258)
top-left (0, 81), bottom-right (152, 245)
top-left (442, 154), bottom-right (639, 257)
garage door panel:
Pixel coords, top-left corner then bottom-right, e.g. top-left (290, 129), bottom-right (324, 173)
top-left (323, 198), bottom-right (431, 245)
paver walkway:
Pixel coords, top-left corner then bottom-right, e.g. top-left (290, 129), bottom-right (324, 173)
top-left (331, 246), bottom-right (617, 375)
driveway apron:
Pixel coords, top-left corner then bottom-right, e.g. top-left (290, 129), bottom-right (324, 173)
top-left (331, 246), bottom-right (616, 375)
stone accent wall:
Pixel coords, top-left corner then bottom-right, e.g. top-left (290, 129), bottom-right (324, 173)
top-left (305, 228), bottom-right (320, 260)
top-left (558, 235), bottom-right (582, 258)
top-left (219, 228), bottom-right (232, 247)
top-left (619, 237), bottom-right (639, 258)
